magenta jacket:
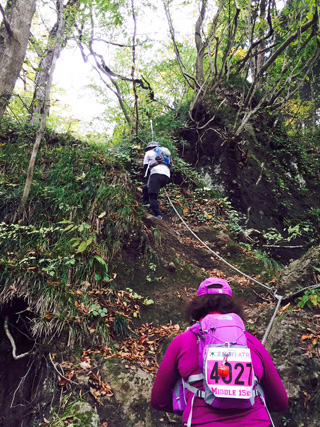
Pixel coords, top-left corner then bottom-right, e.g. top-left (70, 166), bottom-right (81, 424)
top-left (151, 328), bottom-right (288, 426)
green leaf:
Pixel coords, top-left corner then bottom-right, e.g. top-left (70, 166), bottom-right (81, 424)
top-left (95, 273), bottom-right (101, 281)
top-left (94, 255), bottom-right (108, 270)
top-left (76, 241), bottom-right (88, 253)
top-left (86, 236), bottom-right (94, 247)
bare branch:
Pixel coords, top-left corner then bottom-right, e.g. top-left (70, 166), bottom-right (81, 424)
top-left (162, 0), bottom-right (198, 89)
top-left (91, 38), bottom-right (133, 48)
top-left (0, 4), bottom-right (13, 37)
top-left (283, 283), bottom-right (320, 303)
top-left (217, 0), bottom-right (240, 81)
top-left (10, 362), bottom-right (34, 408)
top-left (206, 0), bottom-right (225, 75)
top-left (194, 0), bottom-right (207, 84)
top-left (233, 0), bottom-right (274, 74)
top-left (241, 15), bottom-right (317, 113)
top-left (49, 353), bottom-right (78, 385)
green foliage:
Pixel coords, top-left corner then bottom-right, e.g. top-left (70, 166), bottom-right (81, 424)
top-left (264, 220), bottom-right (316, 246)
top-left (151, 226), bottom-right (162, 246)
top-left (45, 397), bottom-right (98, 427)
top-left (286, 222), bottom-right (314, 242)
top-left (113, 313), bottom-right (129, 338)
top-left (0, 121), bottom-right (144, 342)
top-left (263, 228), bottom-right (283, 244)
top-left (297, 289), bottom-right (320, 309)
top-left (149, 262), bottom-right (156, 271)
top-left (224, 206), bottom-right (246, 236)
top-left (253, 250), bottom-right (283, 271)
top-left (89, 304), bottom-right (108, 318)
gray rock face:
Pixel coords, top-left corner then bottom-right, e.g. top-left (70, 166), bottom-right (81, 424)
top-left (97, 359), bottom-right (179, 426)
top-left (267, 312), bottom-right (320, 427)
top-left (67, 401), bottom-right (100, 427)
top-left (277, 246), bottom-right (320, 295)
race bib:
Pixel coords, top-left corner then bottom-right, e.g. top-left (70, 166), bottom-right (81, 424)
top-left (205, 346), bottom-right (254, 399)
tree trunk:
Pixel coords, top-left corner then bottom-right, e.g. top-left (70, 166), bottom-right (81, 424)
top-left (131, 0), bottom-right (139, 136)
top-left (256, 0), bottom-right (267, 88)
top-left (0, 0), bottom-right (37, 119)
top-left (29, 0), bottom-right (79, 124)
top-left (16, 1), bottom-right (65, 219)
top-left (194, 0), bottom-right (207, 85)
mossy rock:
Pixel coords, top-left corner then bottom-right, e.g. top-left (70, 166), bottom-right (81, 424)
top-left (63, 401), bottom-right (100, 427)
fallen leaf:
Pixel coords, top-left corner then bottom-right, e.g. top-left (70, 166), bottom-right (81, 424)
top-left (80, 361), bottom-right (92, 370)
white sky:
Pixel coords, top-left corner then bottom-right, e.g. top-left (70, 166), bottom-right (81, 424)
top-left (53, 46), bottom-right (104, 119)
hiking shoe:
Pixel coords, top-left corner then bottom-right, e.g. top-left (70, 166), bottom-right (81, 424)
top-left (156, 215), bottom-right (163, 220)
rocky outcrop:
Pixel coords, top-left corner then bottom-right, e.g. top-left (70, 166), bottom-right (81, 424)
top-left (266, 308), bottom-right (320, 427)
top-left (177, 93), bottom-right (320, 258)
top-left (277, 245), bottom-right (320, 295)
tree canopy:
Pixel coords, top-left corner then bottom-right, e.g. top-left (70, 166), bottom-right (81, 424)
top-left (0, 0), bottom-right (317, 139)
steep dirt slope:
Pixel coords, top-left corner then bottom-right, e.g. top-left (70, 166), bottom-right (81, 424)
top-left (1, 122), bottom-right (318, 427)
top-left (0, 205), bottom-right (278, 427)
top-left (97, 209), bottom-right (320, 427)
top-left (88, 210), bottom-right (284, 427)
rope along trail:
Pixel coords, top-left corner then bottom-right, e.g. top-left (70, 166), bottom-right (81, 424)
top-left (164, 189), bottom-right (282, 345)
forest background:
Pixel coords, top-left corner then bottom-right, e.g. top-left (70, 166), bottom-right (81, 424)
top-left (0, 0), bottom-right (320, 426)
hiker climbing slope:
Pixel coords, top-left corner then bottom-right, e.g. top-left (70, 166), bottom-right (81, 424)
top-left (151, 277), bottom-right (288, 426)
top-left (143, 141), bottom-right (172, 220)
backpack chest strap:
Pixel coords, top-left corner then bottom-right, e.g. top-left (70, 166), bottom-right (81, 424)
top-left (187, 373), bottom-right (204, 383)
top-left (183, 377), bottom-right (205, 400)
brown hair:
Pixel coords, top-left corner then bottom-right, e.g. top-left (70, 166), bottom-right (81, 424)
top-left (185, 294), bottom-right (245, 324)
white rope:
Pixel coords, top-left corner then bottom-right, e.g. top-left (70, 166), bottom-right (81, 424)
top-left (164, 189), bottom-right (285, 348)
top-left (261, 293), bottom-right (284, 345)
top-left (164, 189), bottom-right (284, 426)
top-left (165, 189), bottom-right (273, 292)
top-left (164, 189), bottom-right (319, 348)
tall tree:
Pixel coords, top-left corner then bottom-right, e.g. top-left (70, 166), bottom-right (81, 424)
top-left (76, 0), bottom-right (155, 131)
top-left (0, 0), bottom-right (37, 119)
top-left (29, 0), bottom-right (80, 124)
top-left (16, 0), bottom-right (65, 219)
top-left (164, 0), bottom-right (319, 135)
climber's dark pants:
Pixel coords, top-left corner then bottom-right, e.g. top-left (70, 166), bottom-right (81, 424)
top-left (143, 173), bottom-right (170, 216)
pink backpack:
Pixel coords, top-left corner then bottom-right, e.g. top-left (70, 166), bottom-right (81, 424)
top-left (173, 313), bottom-right (263, 425)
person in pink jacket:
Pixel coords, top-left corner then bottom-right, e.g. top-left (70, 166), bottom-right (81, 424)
top-left (151, 277), bottom-right (288, 426)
